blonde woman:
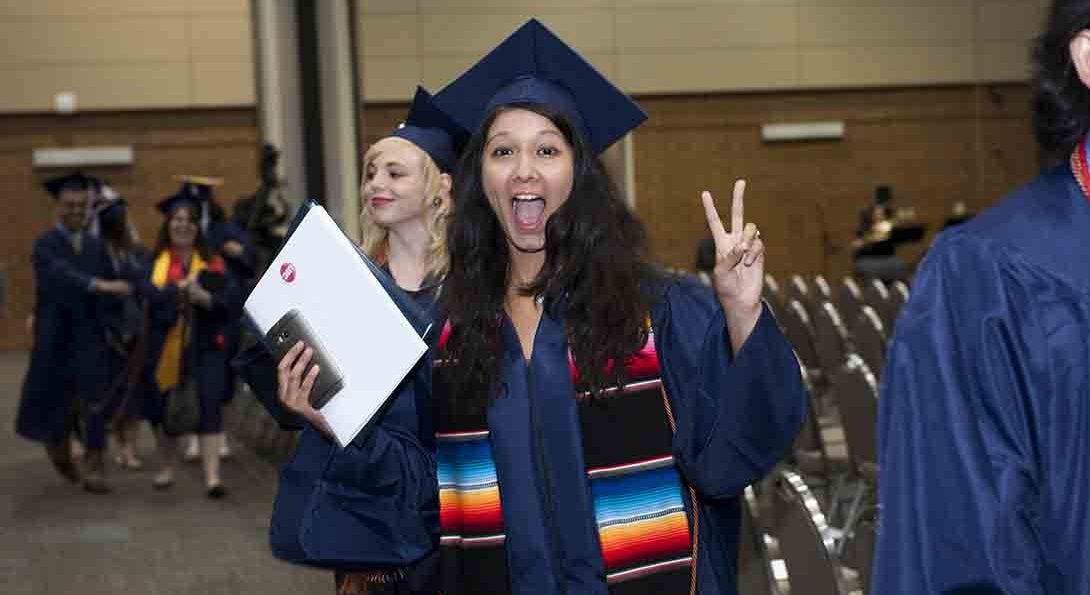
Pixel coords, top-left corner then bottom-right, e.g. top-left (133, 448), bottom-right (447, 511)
top-left (241, 88), bottom-right (464, 594)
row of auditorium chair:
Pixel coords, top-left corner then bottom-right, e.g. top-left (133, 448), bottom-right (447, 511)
top-left (732, 274), bottom-right (906, 594)
top-left (766, 274), bottom-right (908, 387)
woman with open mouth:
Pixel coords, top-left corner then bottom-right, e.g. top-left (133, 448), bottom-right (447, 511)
top-left (277, 19), bottom-right (806, 595)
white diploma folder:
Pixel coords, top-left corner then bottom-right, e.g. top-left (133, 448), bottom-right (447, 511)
top-left (244, 204), bottom-right (428, 447)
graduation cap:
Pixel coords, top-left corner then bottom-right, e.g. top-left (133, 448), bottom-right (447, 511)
top-left (156, 175), bottom-right (223, 229)
top-left (432, 18), bottom-right (647, 155)
top-left (173, 175), bottom-right (223, 202)
top-left (88, 193), bottom-right (128, 237)
top-left (42, 171), bottom-right (98, 199)
top-left (389, 86), bottom-right (468, 173)
top-left (157, 183), bottom-right (212, 232)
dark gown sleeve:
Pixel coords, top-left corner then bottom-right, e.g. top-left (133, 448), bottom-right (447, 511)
top-left (655, 276), bottom-right (807, 500)
top-left (32, 232), bottom-right (93, 298)
top-left (211, 221), bottom-right (257, 281)
top-left (269, 355), bottom-right (438, 571)
top-left (871, 234), bottom-right (1050, 595)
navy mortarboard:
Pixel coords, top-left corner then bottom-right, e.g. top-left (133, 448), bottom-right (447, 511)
top-left (390, 86), bottom-right (468, 173)
top-left (43, 171), bottom-right (98, 199)
top-left (173, 174), bottom-right (223, 203)
top-left (156, 189), bottom-right (203, 216)
top-left (432, 18), bottom-right (646, 155)
top-left (88, 185), bottom-right (126, 236)
top-left (158, 175), bottom-right (223, 228)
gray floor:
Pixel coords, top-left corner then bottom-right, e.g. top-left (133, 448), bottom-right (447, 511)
top-left (0, 351), bottom-right (329, 595)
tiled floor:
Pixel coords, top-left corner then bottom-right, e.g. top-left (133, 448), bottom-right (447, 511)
top-left (0, 351), bottom-right (329, 595)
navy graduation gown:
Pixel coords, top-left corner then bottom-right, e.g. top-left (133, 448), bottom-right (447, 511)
top-left (16, 227), bottom-right (110, 444)
top-left (463, 276), bottom-right (805, 595)
top-left (138, 254), bottom-right (242, 430)
top-left (872, 165), bottom-right (1090, 594)
top-left (207, 219), bottom-right (257, 283)
top-left (265, 278), bottom-right (805, 593)
top-left (268, 288), bottom-right (441, 572)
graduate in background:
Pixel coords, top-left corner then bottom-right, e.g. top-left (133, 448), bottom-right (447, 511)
top-left (87, 187), bottom-right (150, 472)
top-left (140, 190), bottom-right (241, 497)
top-left (169, 176), bottom-right (253, 464)
top-left (872, 1), bottom-right (1090, 592)
top-left (15, 172), bottom-right (133, 491)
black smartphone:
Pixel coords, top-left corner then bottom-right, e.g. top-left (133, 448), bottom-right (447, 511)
top-left (265, 309), bottom-right (345, 410)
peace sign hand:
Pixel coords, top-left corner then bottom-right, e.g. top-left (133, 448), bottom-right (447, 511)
top-left (701, 179), bottom-right (765, 350)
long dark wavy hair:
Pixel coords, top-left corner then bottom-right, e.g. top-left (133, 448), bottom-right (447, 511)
top-left (441, 103), bottom-right (656, 412)
top-left (153, 204), bottom-right (213, 261)
top-left (1032, 0), bottom-right (1090, 159)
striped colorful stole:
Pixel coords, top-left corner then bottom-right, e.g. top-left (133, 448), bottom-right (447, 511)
top-left (435, 331), bottom-right (699, 594)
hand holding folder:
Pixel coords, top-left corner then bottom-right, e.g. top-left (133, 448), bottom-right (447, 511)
top-left (239, 201), bottom-right (430, 447)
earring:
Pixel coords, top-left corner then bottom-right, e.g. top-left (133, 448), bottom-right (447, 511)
top-left (432, 197), bottom-right (442, 208)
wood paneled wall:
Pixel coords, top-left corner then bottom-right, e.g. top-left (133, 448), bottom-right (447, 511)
top-left (0, 109), bottom-right (259, 350)
top-left (359, 0), bottom-right (1048, 102)
top-left (634, 83), bottom-right (1039, 281)
top-left (0, 0), bottom-right (253, 112)
top-left (0, 0), bottom-right (1048, 110)
top-left (0, 83), bottom-right (1038, 350)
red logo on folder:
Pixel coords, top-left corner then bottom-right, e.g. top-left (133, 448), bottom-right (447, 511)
top-left (280, 262), bottom-right (296, 283)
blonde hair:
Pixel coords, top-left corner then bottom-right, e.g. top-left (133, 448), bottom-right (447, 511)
top-left (359, 137), bottom-right (450, 281)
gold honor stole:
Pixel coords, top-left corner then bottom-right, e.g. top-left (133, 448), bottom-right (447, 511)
top-left (151, 250), bottom-right (208, 391)
top-left (435, 330), bottom-right (700, 594)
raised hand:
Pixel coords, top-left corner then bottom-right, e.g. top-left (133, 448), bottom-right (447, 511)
top-left (701, 179), bottom-right (766, 350)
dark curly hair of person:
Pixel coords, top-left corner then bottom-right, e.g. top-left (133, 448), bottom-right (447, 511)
top-left (440, 103), bottom-right (656, 412)
top-left (1032, 0), bottom-right (1090, 158)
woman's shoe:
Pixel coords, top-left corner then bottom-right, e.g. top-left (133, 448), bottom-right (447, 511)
top-left (114, 453), bottom-right (144, 470)
top-left (81, 451), bottom-right (111, 495)
top-left (152, 470), bottom-right (175, 491)
top-left (181, 436), bottom-right (200, 463)
top-left (205, 483), bottom-right (227, 499)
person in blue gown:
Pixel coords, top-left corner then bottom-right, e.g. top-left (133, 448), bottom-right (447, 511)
top-left (247, 88), bottom-right (464, 593)
top-left (138, 190), bottom-right (242, 497)
top-left (16, 172), bottom-right (134, 489)
top-left (86, 188), bottom-right (151, 473)
top-left (278, 20), bottom-right (806, 595)
top-left (169, 176), bottom-right (256, 463)
top-left (872, 2), bottom-right (1090, 592)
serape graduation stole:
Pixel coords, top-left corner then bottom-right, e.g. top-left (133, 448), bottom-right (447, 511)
top-left (1071, 133), bottom-right (1090, 205)
top-left (434, 327), bottom-right (700, 594)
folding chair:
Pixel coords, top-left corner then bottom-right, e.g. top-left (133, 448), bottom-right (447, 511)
top-left (771, 469), bottom-right (851, 595)
top-left (813, 302), bottom-right (850, 385)
top-left (848, 305), bottom-right (887, 378)
top-left (738, 486), bottom-right (781, 595)
top-left (780, 299), bottom-right (822, 385)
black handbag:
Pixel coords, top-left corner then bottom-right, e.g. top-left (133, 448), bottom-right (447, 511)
top-left (163, 305), bottom-right (201, 436)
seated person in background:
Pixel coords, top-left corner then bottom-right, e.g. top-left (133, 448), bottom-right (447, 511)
top-left (852, 185), bottom-right (920, 282)
top-left (873, 1), bottom-right (1090, 592)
